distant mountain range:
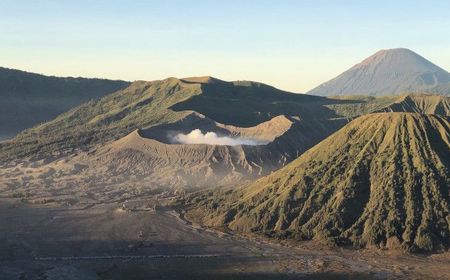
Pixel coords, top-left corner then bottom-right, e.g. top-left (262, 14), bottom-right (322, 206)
top-left (4, 75), bottom-right (427, 162)
top-left (308, 48), bottom-right (450, 96)
top-left (2, 48), bottom-right (449, 140)
top-left (0, 67), bottom-right (129, 139)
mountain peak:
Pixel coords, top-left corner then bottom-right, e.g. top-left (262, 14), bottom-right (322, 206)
top-left (180, 76), bottom-right (226, 84)
top-left (357, 48), bottom-right (443, 72)
top-left (360, 48), bottom-right (416, 64)
top-left (308, 48), bottom-right (450, 96)
top-left (375, 47), bottom-right (414, 54)
top-left (372, 48), bottom-right (415, 57)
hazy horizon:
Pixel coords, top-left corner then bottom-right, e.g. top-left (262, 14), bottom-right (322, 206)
top-left (1, 0), bottom-right (450, 92)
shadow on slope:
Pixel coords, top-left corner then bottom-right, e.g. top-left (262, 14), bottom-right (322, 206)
top-left (171, 79), bottom-right (360, 127)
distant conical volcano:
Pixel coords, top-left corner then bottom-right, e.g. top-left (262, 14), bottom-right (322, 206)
top-left (308, 48), bottom-right (450, 96)
top-left (191, 113), bottom-right (450, 252)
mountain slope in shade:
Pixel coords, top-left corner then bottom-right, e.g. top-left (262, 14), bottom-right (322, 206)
top-left (308, 48), bottom-right (450, 96)
top-left (188, 113), bottom-right (450, 252)
top-left (377, 94), bottom-right (450, 115)
top-left (0, 67), bottom-right (129, 139)
top-left (1, 76), bottom-right (363, 161)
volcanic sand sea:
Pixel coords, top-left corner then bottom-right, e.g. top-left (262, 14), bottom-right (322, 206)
top-left (0, 198), bottom-right (449, 280)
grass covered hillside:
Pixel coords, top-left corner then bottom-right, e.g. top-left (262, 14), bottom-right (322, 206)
top-left (0, 67), bottom-right (129, 139)
top-left (0, 78), bottom-right (200, 160)
top-left (3, 75), bottom-right (443, 164)
top-left (0, 76), bottom-right (389, 162)
top-left (188, 113), bottom-right (450, 252)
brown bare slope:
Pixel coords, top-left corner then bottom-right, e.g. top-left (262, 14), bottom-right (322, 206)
top-left (67, 114), bottom-right (295, 193)
top-left (85, 113), bottom-right (346, 192)
top-left (189, 113), bottom-right (450, 252)
top-left (140, 112), bottom-right (293, 143)
top-left (0, 113), bottom-right (347, 202)
top-left (377, 94), bottom-right (450, 115)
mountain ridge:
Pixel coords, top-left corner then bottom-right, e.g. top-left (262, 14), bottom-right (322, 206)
top-left (0, 76), bottom-right (365, 161)
top-left (376, 93), bottom-right (450, 115)
top-left (0, 66), bottom-right (129, 139)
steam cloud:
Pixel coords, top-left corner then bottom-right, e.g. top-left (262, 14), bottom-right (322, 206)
top-left (173, 129), bottom-right (268, 146)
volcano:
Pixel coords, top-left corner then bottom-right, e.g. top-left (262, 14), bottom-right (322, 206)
top-left (190, 112), bottom-right (450, 252)
top-left (308, 48), bottom-right (450, 96)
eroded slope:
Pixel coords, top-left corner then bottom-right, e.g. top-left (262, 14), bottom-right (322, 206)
top-left (189, 113), bottom-right (450, 252)
top-left (377, 94), bottom-right (450, 115)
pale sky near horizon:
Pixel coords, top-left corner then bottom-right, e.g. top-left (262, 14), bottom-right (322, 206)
top-left (1, 0), bottom-right (449, 93)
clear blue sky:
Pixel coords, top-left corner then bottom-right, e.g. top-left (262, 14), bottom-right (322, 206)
top-left (1, 0), bottom-right (449, 92)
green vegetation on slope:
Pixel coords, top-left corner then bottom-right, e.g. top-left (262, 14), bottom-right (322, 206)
top-left (324, 95), bottom-right (399, 117)
top-left (188, 113), bottom-right (450, 252)
top-left (0, 67), bottom-right (129, 138)
top-left (0, 78), bottom-right (201, 160)
top-left (0, 77), bottom-right (350, 161)
top-left (1, 76), bottom-right (428, 162)
top-left (172, 80), bottom-right (363, 127)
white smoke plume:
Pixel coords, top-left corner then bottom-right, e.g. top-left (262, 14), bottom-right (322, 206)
top-left (173, 129), bottom-right (268, 146)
